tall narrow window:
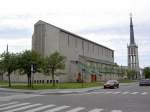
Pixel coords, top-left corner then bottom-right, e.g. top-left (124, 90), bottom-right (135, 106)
top-left (98, 47), bottom-right (99, 56)
top-left (68, 34), bottom-right (69, 47)
top-left (82, 40), bottom-right (84, 55)
top-left (93, 44), bottom-right (94, 53)
top-left (88, 42), bottom-right (89, 52)
top-left (75, 38), bottom-right (77, 48)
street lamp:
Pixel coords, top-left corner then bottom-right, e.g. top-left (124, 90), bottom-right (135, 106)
top-left (82, 68), bottom-right (85, 88)
top-left (31, 63), bottom-right (36, 88)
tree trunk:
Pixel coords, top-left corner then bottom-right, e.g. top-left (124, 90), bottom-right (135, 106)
top-left (29, 75), bottom-right (32, 87)
top-left (52, 69), bottom-right (55, 87)
top-left (27, 74), bottom-right (32, 87)
top-left (8, 72), bottom-right (11, 87)
top-left (27, 74), bottom-right (30, 87)
top-left (27, 73), bottom-right (32, 87)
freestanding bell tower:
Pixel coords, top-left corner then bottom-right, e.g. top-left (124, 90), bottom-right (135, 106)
top-left (127, 14), bottom-right (139, 78)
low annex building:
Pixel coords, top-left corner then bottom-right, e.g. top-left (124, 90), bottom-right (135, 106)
top-left (32, 20), bottom-right (117, 83)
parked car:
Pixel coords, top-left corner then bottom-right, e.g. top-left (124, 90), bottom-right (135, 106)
top-left (104, 80), bottom-right (119, 89)
top-left (139, 79), bottom-right (150, 86)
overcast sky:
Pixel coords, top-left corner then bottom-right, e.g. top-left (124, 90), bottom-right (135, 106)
top-left (0, 0), bottom-right (150, 68)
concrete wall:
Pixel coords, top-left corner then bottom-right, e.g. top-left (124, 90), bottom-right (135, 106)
top-left (31, 20), bottom-right (116, 82)
top-left (44, 24), bottom-right (60, 56)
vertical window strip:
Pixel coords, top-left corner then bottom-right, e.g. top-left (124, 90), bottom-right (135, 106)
top-left (75, 38), bottom-right (77, 48)
top-left (68, 34), bottom-right (69, 47)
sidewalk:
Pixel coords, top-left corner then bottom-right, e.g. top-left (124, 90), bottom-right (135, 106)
top-left (0, 86), bottom-right (102, 94)
top-left (0, 82), bottom-right (136, 94)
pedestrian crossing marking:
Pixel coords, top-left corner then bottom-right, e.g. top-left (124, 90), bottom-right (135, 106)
top-left (43, 105), bottom-right (70, 112)
top-left (61, 91), bottom-right (149, 96)
top-left (0, 94), bottom-right (44, 101)
top-left (105, 91), bottom-right (113, 94)
top-left (88, 108), bottom-right (104, 112)
top-left (0, 103), bottom-right (30, 111)
top-left (24, 104), bottom-right (56, 112)
top-left (141, 92), bottom-right (148, 95)
top-left (111, 110), bottom-right (122, 112)
top-left (65, 107), bottom-right (85, 112)
top-left (130, 92), bottom-right (139, 95)
top-left (0, 101), bottom-right (123, 112)
top-left (122, 92), bottom-right (129, 95)
top-left (112, 92), bottom-right (121, 94)
top-left (0, 102), bottom-right (18, 107)
top-left (4, 103), bottom-right (42, 112)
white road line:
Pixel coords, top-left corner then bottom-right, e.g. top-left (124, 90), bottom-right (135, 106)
top-left (112, 92), bottom-right (121, 94)
top-left (141, 92), bottom-right (148, 95)
top-left (65, 107), bottom-right (85, 112)
top-left (24, 104), bottom-right (56, 112)
top-left (111, 110), bottom-right (122, 112)
top-left (122, 92), bottom-right (129, 95)
top-left (88, 108), bottom-right (104, 112)
top-left (0, 103), bottom-right (30, 111)
top-left (43, 105), bottom-right (70, 112)
top-left (130, 92), bottom-right (139, 95)
top-left (0, 102), bottom-right (18, 107)
top-left (3, 103), bottom-right (42, 112)
top-left (104, 91), bottom-right (113, 94)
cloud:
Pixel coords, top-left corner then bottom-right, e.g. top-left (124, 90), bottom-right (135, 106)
top-left (0, 27), bottom-right (32, 39)
top-left (0, 0), bottom-right (150, 68)
top-left (0, 38), bottom-right (31, 53)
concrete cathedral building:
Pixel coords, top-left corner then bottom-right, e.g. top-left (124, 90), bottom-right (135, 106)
top-left (127, 15), bottom-right (140, 78)
top-left (32, 20), bottom-right (117, 82)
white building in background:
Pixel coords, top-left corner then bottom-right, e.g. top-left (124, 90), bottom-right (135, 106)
top-left (32, 20), bottom-right (119, 83)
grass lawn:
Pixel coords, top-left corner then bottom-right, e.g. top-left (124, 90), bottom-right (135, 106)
top-left (0, 79), bottom-right (136, 90)
top-left (118, 79), bottom-right (136, 83)
top-left (0, 82), bottom-right (104, 90)
top-left (0, 80), bottom-right (8, 85)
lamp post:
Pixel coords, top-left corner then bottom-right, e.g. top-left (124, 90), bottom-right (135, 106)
top-left (31, 63), bottom-right (36, 88)
top-left (82, 68), bottom-right (85, 88)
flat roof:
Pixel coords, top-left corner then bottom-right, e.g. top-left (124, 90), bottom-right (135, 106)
top-left (35, 20), bottom-right (114, 52)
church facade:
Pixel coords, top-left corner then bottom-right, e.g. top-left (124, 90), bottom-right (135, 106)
top-left (32, 20), bottom-right (118, 83)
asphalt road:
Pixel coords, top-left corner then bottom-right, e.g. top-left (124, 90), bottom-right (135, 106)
top-left (0, 83), bottom-right (150, 112)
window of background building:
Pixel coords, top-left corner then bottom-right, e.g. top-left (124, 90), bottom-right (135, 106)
top-left (75, 38), bottom-right (77, 48)
top-left (88, 42), bottom-right (89, 52)
top-left (67, 34), bottom-right (69, 47)
top-left (93, 44), bottom-right (94, 53)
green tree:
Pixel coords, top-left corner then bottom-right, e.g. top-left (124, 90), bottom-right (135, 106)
top-left (127, 69), bottom-right (137, 80)
top-left (143, 67), bottom-right (150, 78)
top-left (0, 52), bottom-right (19, 87)
top-left (18, 50), bottom-right (43, 87)
top-left (0, 59), bottom-right (5, 80)
top-left (43, 52), bottom-right (65, 86)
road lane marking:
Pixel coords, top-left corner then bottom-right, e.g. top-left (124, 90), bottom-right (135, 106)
top-left (141, 92), bottom-right (148, 95)
top-left (112, 92), bottom-right (121, 94)
top-left (0, 102), bottom-right (18, 107)
top-left (43, 105), bottom-right (70, 112)
top-left (66, 107), bottom-right (85, 112)
top-left (24, 104), bottom-right (56, 112)
top-left (122, 92), bottom-right (129, 95)
top-left (0, 103), bottom-right (30, 111)
top-left (130, 92), bottom-right (139, 95)
top-left (3, 103), bottom-right (42, 112)
top-left (88, 108), bottom-right (104, 112)
top-left (104, 91), bottom-right (113, 94)
top-left (111, 110), bottom-right (122, 112)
